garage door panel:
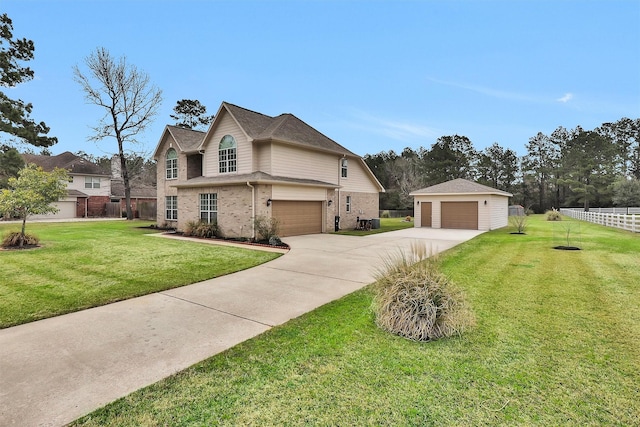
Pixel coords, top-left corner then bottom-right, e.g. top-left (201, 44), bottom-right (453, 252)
top-left (272, 201), bottom-right (322, 237)
top-left (441, 201), bottom-right (478, 230)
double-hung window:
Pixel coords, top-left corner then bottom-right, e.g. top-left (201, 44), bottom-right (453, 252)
top-left (165, 196), bottom-right (177, 220)
top-left (85, 176), bottom-right (100, 189)
top-left (200, 193), bottom-right (218, 224)
top-left (346, 195), bottom-right (352, 213)
top-left (166, 148), bottom-right (178, 179)
top-left (341, 158), bottom-right (348, 178)
top-left (219, 135), bottom-right (237, 173)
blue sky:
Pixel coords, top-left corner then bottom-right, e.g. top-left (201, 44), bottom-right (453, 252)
top-left (3, 0), bottom-right (639, 159)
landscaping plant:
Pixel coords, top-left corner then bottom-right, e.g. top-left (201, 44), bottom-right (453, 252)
top-left (371, 242), bottom-right (475, 341)
top-left (254, 215), bottom-right (280, 242)
top-left (509, 214), bottom-right (527, 233)
top-left (1, 231), bottom-right (39, 248)
top-left (545, 209), bottom-right (562, 221)
top-left (183, 220), bottom-right (220, 238)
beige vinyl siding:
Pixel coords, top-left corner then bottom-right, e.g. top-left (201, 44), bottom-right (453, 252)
top-left (270, 143), bottom-right (337, 183)
top-left (68, 175), bottom-right (110, 197)
top-left (489, 194), bottom-right (509, 229)
top-left (254, 143), bottom-right (272, 174)
top-left (203, 111), bottom-right (252, 176)
top-left (272, 185), bottom-right (327, 200)
top-left (340, 158), bottom-right (381, 193)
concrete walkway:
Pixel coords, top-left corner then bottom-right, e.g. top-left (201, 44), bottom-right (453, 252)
top-left (0, 228), bottom-right (482, 427)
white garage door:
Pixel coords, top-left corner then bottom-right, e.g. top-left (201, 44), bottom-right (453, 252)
top-left (31, 201), bottom-right (77, 220)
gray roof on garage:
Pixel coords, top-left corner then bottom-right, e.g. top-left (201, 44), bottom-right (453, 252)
top-left (410, 178), bottom-right (512, 196)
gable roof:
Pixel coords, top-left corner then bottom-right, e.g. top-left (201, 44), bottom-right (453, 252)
top-left (203, 102), bottom-right (358, 157)
top-left (22, 152), bottom-right (109, 176)
top-left (153, 125), bottom-right (206, 159)
top-left (410, 178), bottom-right (513, 197)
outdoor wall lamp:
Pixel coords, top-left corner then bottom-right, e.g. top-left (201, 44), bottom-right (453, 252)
top-left (267, 199), bottom-right (272, 207)
top-left (416, 200), bottom-right (420, 205)
top-left (328, 200), bottom-right (333, 206)
top-left (484, 200), bottom-right (487, 205)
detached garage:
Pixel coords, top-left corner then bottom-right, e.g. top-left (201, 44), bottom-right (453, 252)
top-left (410, 178), bottom-right (512, 231)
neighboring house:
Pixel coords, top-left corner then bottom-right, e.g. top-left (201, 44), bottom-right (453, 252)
top-left (22, 152), bottom-right (111, 219)
top-left (153, 102), bottom-right (384, 237)
top-left (410, 178), bottom-right (512, 230)
top-left (22, 152), bottom-right (157, 219)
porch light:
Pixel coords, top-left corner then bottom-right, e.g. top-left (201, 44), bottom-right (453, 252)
top-left (267, 199), bottom-right (272, 207)
top-left (328, 200), bottom-right (333, 206)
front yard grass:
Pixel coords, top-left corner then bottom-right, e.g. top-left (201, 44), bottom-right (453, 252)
top-left (72, 215), bottom-right (640, 426)
top-left (0, 221), bottom-right (280, 328)
top-left (335, 216), bottom-right (414, 235)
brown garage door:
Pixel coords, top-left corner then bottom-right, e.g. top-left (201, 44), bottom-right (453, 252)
top-left (420, 202), bottom-right (432, 227)
top-left (271, 201), bottom-right (323, 237)
top-left (441, 201), bottom-right (478, 229)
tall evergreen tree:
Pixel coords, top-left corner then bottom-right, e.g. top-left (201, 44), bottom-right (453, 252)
top-left (0, 13), bottom-right (57, 148)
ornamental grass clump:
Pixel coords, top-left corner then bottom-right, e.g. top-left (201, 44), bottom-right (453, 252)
top-left (371, 242), bottom-right (475, 342)
top-left (2, 231), bottom-right (39, 248)
top-left (546, 210), bottom-right (562, 221)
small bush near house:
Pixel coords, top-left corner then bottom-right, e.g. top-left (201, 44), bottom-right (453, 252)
top-left (371, 243), bottom-right (475, 342)
top-left (183, 220), bottom-right (220, 238)
top-left (2, 231), bottom-right (39, 248)
top-left (546, 210), bottom-right (562, 221)
top-left (254, 215), bottom-right (280, 242)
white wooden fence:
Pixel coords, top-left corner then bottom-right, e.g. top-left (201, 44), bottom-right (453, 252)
top-left (560, 208), bottom-right (640, 233)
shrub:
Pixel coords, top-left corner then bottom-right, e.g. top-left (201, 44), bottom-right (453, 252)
top-left (371, 243), bottom-right (475, 342)
top-left (2, 231), bottom-right (39, 248)
top-left (405, 215), bottom-right (413, 222)
top-left (546, 210), bottom-right (562, 221)
top-left (509, 214), bottom-right (527, 233)
top-left (381, 210), bottom-right (390, 218)
top-left (254, 215), bottom-right (280, 242)
top-left (183, 220), bottom-right (220, 238)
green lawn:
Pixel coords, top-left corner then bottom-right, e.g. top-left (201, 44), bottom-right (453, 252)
top-left (0, 220), bottom-right (280, 328)
top-left (335, 216), bottom-right (415, 235)
top-left (72, 215), bottom-right (640, 426)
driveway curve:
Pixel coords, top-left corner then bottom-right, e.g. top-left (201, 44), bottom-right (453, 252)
top-left (0, 228), bottom-right (482, 427)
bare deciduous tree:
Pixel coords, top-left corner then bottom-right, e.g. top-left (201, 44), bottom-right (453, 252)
top-left (73, 47), bottom-right (162, 219)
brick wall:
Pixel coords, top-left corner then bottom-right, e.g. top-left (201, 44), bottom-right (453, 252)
top-left (337, 191), bottom-right (379, 230)
top-left (87, 196), bottom-right (110, 217)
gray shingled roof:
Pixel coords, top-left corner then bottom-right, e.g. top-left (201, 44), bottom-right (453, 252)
top-left (222, 103), bottom-right (358, 156)
top-left (173, 171), bottom-right (339, 189)
top-left (22, 152), bottom-right (109, 176)
top-left (410, 178), bottom-right (512, 196)
top-left (166, 126), bottom-right (206, 152)
top-left (110, 180), bottom-right (157, 198)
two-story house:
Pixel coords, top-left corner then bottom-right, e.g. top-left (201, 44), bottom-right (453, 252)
top-left (22, 152), bottom-right (111, 218)
top-left (152, 102), bottom-right (384, 237)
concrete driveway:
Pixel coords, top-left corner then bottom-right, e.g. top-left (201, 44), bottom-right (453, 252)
top-left (0, 227), bottom-right (482, 427)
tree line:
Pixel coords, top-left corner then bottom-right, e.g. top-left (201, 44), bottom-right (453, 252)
top-left (365, 118), bottom-right (640, 213)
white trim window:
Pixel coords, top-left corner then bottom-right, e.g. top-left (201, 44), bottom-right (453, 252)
top-left (346, 195), bottom-right (352, 213)
top-left (84, 176), bottom-right (101, 189)
top-left (341, 158), bottom-right (348, 178)
top-left (166, 148), bottom-right (178, 179)
top-left (165, 196), bottom-right (177, 220)
top-left (219, 135), bottom-right (237, 173)
top-left (200, 193), bottom-right (218, 224)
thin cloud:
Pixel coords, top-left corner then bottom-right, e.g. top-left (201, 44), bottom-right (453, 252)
top-left (426, 76), bottom-right (539, 102)
top-left (557, 93), bottom-right (574, 103)
top-left (348, 109), bottom-right (442, 142)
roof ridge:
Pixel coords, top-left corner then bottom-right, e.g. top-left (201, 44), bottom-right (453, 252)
top-left (222, 102), bottom-right (275, 120)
